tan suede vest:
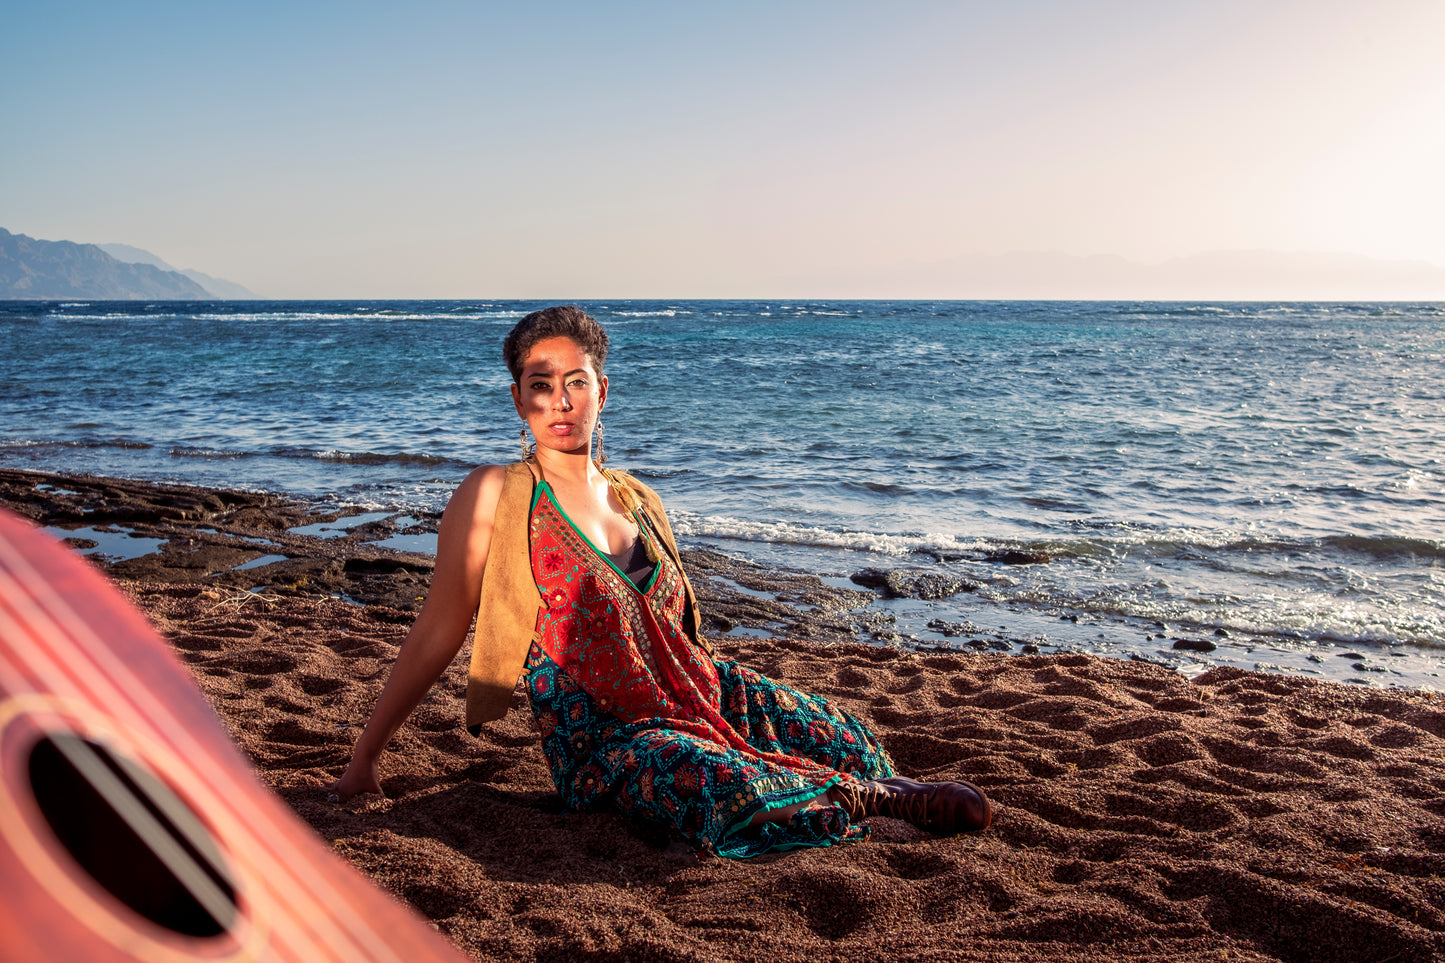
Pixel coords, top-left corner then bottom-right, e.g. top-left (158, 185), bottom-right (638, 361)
top-left (463, 461), bottom-right (706, 733)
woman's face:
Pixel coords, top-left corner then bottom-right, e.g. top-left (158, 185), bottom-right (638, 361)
top-left (511, 336), bottom-right (607, 456)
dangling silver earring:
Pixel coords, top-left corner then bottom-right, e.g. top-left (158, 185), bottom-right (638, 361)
top-left (594, 417), bottom-right (606, 465)
top-left (519, 426), bottom-right (535, 459)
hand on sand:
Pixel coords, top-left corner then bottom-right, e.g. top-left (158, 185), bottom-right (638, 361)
top-left (327, 761), bottom-right (383, 804)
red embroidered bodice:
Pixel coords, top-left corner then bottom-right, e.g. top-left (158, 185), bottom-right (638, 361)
top-left (527, 482), bottom-right (844, 786)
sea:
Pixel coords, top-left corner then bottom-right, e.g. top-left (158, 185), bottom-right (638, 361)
top-left (3, 299), bottom-right (1443, 689)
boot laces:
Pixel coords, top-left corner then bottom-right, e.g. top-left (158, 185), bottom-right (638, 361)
top-left (833, 780), bottom-right (932, 825)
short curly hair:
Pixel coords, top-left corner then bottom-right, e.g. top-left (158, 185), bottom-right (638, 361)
top-left (502, 306), bottom-right (610, 383)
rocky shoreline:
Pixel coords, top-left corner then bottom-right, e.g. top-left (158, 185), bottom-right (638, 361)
top-left (12, 464), bottom-right (1433, 691)
top-left (0, 467), bottom-right (892, 638)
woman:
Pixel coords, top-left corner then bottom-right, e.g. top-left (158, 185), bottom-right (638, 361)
top-left (330, 306), bottom-right (992, 857)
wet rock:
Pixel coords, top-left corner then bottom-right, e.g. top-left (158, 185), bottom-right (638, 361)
top-left (849, 569), bottom-right (898, 593)
top-left (1172, 638), bottom-right (1217, 654)
top-left (983, 548), bottom-right (1052, 565)
top-left (343, 555), bottom-right (434, 576)
top-left (115, 541), bottom-right (263, 582)
top-left (681, 548), bottom-right (862, 646)
top-left (850, 568), bottom-right (981, 600)
top-left (926, 618), bottom-right (985, 638)
top-left (1128, 652), bottom-right (1169, 667)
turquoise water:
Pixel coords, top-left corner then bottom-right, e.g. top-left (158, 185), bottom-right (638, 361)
top-left (3, 300), bottom-right (1443, 682)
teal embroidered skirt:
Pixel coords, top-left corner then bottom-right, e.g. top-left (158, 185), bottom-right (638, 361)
top-left (524, 642), bottom-right (895, 858)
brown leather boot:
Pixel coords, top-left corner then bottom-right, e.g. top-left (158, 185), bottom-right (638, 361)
top-left (831, 776), bottom-right (993, 834)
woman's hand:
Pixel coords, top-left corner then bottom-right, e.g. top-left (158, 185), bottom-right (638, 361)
top-left (323, 464), bottom-right (505, 802)
top-left (327, 756), bottom-right (383, 802)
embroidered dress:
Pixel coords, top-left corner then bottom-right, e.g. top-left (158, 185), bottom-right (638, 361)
top-left (523, 480), bottom-right (894, 858)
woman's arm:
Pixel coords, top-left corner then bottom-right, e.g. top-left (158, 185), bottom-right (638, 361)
top-left (328, 465), bottom-right (506, 800)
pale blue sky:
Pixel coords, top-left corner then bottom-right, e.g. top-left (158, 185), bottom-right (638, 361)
top-left (4, 1), bottom-right (1443, 297)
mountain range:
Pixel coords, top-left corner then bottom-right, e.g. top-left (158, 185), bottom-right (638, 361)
top-left (0, 228), bottom-right (256, 299)
top-left (95, 242), bottom-right (256, 299)
top-left (4, 225), bottom-right (1442, 301)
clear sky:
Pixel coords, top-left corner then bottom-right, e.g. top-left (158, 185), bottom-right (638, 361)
top-left (4, 1), bottom-right (1443, 298)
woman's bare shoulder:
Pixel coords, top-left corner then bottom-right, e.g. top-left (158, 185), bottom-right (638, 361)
top-left (461, 462), bottom-right (510, 489)
top-left (443, 464), bottom-right (511, 522)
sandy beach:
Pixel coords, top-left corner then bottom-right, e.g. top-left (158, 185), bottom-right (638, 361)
top-left (4, 467), bottom-right (1443, 962)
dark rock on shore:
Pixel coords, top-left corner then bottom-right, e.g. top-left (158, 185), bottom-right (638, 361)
top-left (850, 568), bottom-right (982, 600)
top-left (926, 618), bottom-right (986, 638)
top-left (1172, 638), bottom-right (1218, 653)
top-left (983, 548), bottom-right (1053, 565)
top-left (927, 547), bottom-right (1053, 565)
top-left (682, 548), bottom-right (871, 645)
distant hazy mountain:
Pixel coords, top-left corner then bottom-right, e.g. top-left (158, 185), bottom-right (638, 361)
top-left (93, 242), bottom-right (173, 271)
top-left (1, 228), bottom-right (212, 300)
top-left (97, 242), bottom-right (257, 298)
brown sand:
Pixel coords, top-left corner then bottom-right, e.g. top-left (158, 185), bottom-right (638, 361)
top-left (6, 469), bottom-right (1445, 962)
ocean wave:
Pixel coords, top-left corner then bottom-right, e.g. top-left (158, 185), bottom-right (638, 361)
top-left (42, 310), bottom-right (526, 324)
top-left (674, 511), bottom-right (1445, 651)
top-left (629, 466), bottom-right (694, 480)
top-left (165, 444), bottom-right (466, 469)
top-left (302, 448), bottom-right (457, 468)
top-left (181, 312), bottom-right (517, 323)
top-left (1136, 530), bottom-right (1445, 562)
top-left (1315, 534), bottom-right (1445, 560)
top-left (0, 437), bottom-right (153, 451)
top-left (673, 514), bottom-right (1183, 562)
top-left (671, 512), bottom-right (991, 557)
top-left (1086, 593), bottom-right (1444, 650)
top-left (674, 511), bottom-right (1445, 568)
top-left (1059, 525), bottom-right (1445, 564)
top-left (169, 446), bottom-right (258, 460)
top-left (841, 479), bottom-right (914, 496)
top-left (40, 313), bottom-right (143, 322)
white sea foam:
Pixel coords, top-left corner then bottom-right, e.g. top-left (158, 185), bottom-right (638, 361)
top-left (670, 512), bottom-right (988, 557)
top-left (47, 310), bottom-right (527, 324)
top-left (169, 446), bottom-right (252, 459)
